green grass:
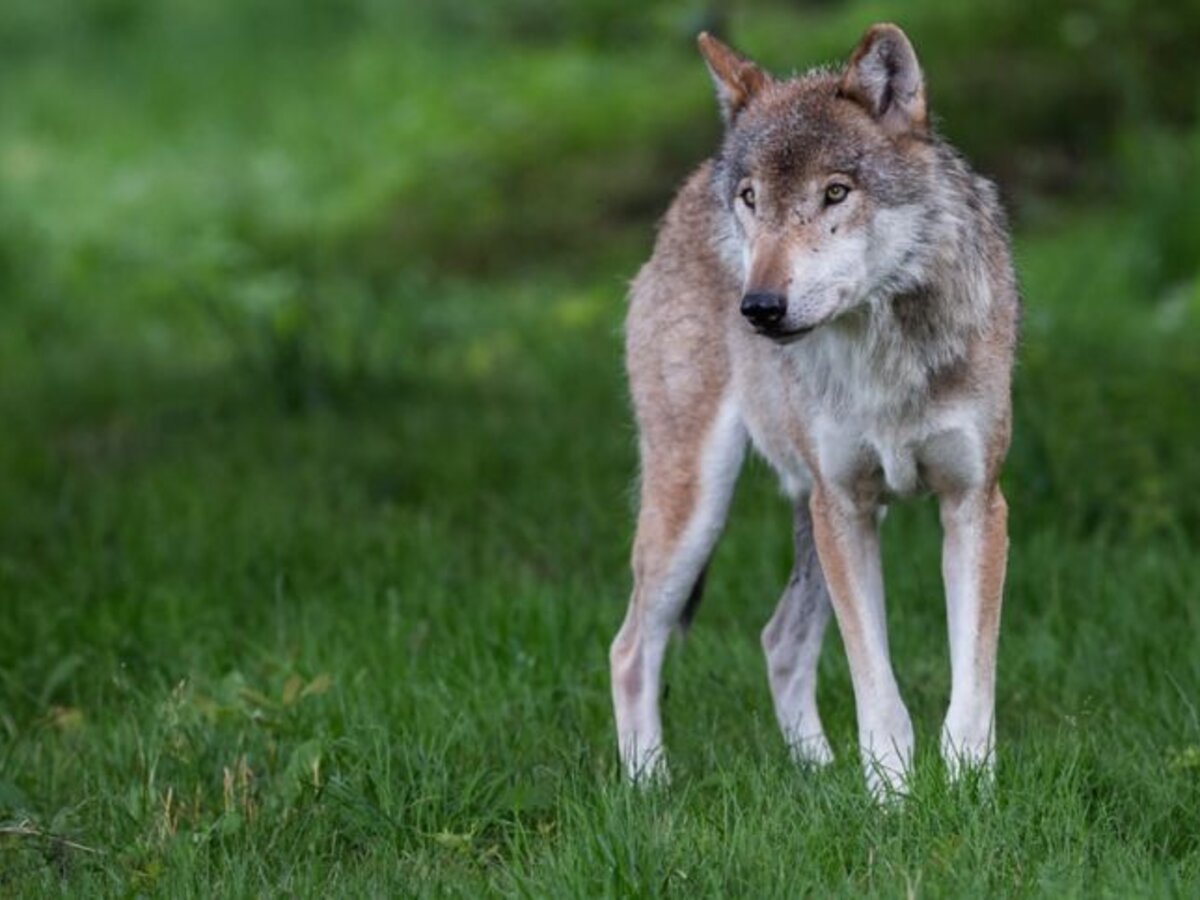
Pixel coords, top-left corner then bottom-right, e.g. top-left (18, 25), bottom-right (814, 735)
top-left (2, 0), bottom-right (1200, 895)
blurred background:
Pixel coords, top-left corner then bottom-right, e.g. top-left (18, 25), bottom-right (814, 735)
top-left (1, 0), bottom-right (1198, 495)
top-left (1, 0), bottom-right (1198, 890)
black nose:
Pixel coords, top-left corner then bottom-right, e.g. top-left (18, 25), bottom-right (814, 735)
top-left (740, 291), bottom-right (787, 329)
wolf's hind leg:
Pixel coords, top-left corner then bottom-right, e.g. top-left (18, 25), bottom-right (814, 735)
top-left (762, 503), bottom-right (834, 766)
top-left (610, 396), bottom-right (745, 782)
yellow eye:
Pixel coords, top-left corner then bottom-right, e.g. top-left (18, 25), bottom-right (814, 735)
top-left (739, 185), bottom-right (756, 209)
top-left (825, 183), bottom-right (850, 205)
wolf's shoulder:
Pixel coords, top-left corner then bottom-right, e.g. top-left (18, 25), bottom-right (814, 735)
top-left (634, 160), bottom-right (734, 291)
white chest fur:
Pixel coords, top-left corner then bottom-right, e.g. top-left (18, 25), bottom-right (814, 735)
top-left (733, 325), bottom-right (987, 505)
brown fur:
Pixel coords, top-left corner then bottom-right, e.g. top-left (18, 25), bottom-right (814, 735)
top-left (625, 165), bottom-right (735, 562)
top-left (808, 487), bottom-right (865, 666)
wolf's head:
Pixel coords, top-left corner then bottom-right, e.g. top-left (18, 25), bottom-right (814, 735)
top-left (702, 24), bottom-right (939, 342)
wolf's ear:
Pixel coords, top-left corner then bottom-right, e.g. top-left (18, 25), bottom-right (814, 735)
top-left (697, 32), bottom-right (770, 125)
top-left (839, 23), bottom-right (927, 135)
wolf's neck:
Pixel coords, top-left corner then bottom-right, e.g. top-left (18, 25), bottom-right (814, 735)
top-left (807, 258), bottom-right (992, 419)
top-left (873, 278), bottom-right (987, 375)
top-left (871, 200), bottom-right (995, 373)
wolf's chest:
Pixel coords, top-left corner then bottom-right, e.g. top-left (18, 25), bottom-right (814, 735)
top-left (810, 413), bottom-right (930, 500)
top-left (735, 346), bottom-right (983, 503)
top-left (746, 411), bottom-right (925, 500)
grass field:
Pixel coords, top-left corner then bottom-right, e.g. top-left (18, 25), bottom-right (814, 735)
top-left (2, 1), bottom-right (1199, 895)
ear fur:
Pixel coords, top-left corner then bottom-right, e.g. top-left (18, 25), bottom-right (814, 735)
top-left (839, 23), bottom-right (927, 135)
top-left (697, 32), bottom-right (770, 125)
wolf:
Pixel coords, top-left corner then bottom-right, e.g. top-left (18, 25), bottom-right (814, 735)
top-left (609, 23), bottom-right (1018, 796)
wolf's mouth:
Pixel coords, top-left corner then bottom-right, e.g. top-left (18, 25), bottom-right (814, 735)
top-left (756, 325), bottom-right (815, 344)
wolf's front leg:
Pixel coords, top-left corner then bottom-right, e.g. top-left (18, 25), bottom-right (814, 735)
top-left (809, 486), bottom-right (913, 797)
top-left (610, 397), bottom-right (745, 783)
top-left (939, 485), bottom-right (1008, 779)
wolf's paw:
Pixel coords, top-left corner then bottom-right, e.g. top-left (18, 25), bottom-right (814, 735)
top-left (861, 729), bottom-right (914, 802)
top-left (941, 729), bottom-right (995, 785)
top-left (863, 754), bottom-right (911, 804)
top-left (788, 732), bottom-right (835, 769)
top-left (622, 745), bottom-right (671, 788)
top-left (940, 709), bottom-right (995, 783)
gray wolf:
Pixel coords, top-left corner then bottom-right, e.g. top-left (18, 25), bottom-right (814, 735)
top-left (609, 23), bottom-right (1018, 796)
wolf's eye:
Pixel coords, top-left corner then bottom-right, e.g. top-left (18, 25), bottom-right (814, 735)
top-left (824, 183), bottom-right (850, 205)
top-left (739, 185), bottom-right (756, 210)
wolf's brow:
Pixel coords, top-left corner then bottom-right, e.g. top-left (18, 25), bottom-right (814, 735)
top-left (832, 152), bottom-right (864, 177)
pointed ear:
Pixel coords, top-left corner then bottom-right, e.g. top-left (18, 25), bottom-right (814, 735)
top-left (697, 32), bottom-right (770, 125)
top-left (839, 23), bottom-right (927, 135)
